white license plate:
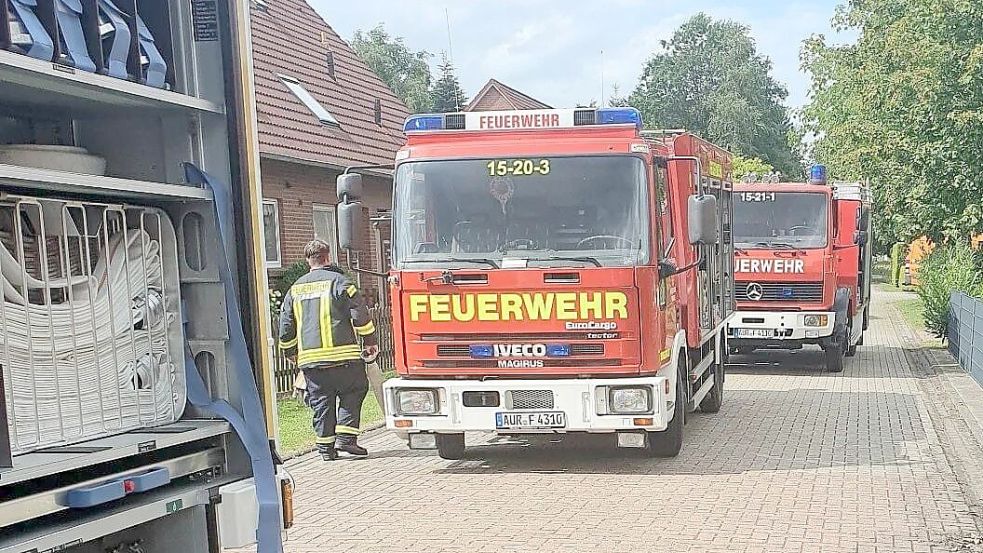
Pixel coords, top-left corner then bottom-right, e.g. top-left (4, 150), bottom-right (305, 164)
top-left (735, 328), bottom-right (774, 339)
top-left (495, 411), bottom-right (566, 429)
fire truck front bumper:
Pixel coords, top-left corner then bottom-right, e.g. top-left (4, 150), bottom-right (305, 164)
top-left (384, 376), bottom-right (673, 445)
top-left (728, 310), bottom-right (836, 348)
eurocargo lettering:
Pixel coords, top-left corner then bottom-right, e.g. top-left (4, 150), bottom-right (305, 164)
top-left (336, 107), bottom-right (736, 459)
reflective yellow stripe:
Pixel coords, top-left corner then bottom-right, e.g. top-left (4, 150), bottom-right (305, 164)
top-left (319, 279), bottom-right (334, 351)
top-left (346, 285), bottom-right (357, 298)
top-left (292, 293), bottom-right (303, 348)
top-left (335, 425), bottom-right (360, 435)
top-left (315, 436), bottom-right (336, 444)
top-left (297, 345), bottom-right (363, 366)
top-left (279, 336), bottom-right (298, 349)
top-left (353, 320), bottom-right (375, 336)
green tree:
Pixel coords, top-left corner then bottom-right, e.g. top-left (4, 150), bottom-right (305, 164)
top-left (801, 0), bottom-right (983, 244)
top-left (431, 54), bottom-right (468, 112)
top-left (351, 24), bottom-right (433, 113)
top-left (629, 14), bottom-right (802, 177)
top-left (732, 156), bottom-right (774, 180)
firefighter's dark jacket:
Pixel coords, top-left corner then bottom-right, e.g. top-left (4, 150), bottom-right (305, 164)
top-left (278, 266), bottom-right (376, 367)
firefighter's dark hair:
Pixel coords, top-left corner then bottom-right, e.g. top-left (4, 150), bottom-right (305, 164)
top-left (304, 239), bottom-right (331, 261)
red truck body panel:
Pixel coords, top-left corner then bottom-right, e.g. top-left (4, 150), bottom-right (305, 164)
top-left (389, 123), bottom-right (731, 379)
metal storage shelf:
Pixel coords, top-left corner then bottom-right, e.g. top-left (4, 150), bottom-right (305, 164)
top-left (0, 474), bottom-right (238, 553)
top-left (1, 447), bottom-right (226, 527)
top-left (0, 419), bottom-right (231, 487)
top-left (0, 163), bottom-right (212, 201)
top-left (0, 50), bottom-right (224, 115)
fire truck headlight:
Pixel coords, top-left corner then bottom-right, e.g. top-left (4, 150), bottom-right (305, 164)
top-left (395, 388), bottom-right (440, 416)
top-left (803, 315), bottom-right (829, 327)
top-left (609, 386), bottom-right (653, 414)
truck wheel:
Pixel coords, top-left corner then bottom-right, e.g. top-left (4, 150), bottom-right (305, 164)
top-left (436, 433), bottom-right (466, 460)
top-left (846, 323), bottom-right (858, 357)
top-left (699, 353), bottom-right (724, 413)
top-left (647, 365), bottom-right (686, 457)
top-left (825, 345), bottom-right (844, 372)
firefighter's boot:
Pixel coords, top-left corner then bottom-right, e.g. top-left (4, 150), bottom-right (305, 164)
top-left (336, 437), bottom-right (368, 457)
top-left (318, 444), bottom-right (338, 461)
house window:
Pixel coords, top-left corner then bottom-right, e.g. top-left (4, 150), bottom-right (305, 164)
top-left (262, 200), bottom-right (282, 268)
top-left (326, 52), bottom-right (336, 79)
top-left (374, 98), bottom-right (382, 125)
top-left (312, 204), bottom-right (339, 264)
top-left (278, 74), bottom-right (339, 126)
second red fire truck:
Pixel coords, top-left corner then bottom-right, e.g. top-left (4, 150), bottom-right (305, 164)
top-left (727, 166), bottom-right (872, 372)
top-left (337, 107), bottom-right (735, 459)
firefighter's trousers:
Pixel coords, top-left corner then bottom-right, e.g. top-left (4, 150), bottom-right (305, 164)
top-left (301, 361), bottom-right (368, 451)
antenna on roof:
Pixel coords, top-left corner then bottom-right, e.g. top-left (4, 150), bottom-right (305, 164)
top-left (600, 49), bottom-right (605, 107)
top-left (444, 7), bottom-right (461, 111)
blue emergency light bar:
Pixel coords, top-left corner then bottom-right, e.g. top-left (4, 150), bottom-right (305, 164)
top-left (808, 164), bottom-right (828, 185)
top-left (404, 107), bottom-right (643, 133)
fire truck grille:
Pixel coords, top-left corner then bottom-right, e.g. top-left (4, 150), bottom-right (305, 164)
top-left (735, 281), bottom-right (824, 302)
top-left (420, 359), bottom-right (622, 369)
top-left (509, 390), bottom-right (554, 409)
top-left (436, 344), bottom-right (604, 357)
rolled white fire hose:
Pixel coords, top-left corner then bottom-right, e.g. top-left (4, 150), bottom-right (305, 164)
top-left (1, 224), bottom-right (180, 455)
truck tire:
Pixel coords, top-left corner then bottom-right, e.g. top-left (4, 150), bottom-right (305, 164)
top-left (699, 352), bottom-right (724, 413)
top-left (436, 433), bottom-right (466, 460)
top-left (647, 365), bottom-right (686, 457)
top-left (846, 323), bottom-right (858, 357)
top-left (826, 345), bottom-right (844, 372)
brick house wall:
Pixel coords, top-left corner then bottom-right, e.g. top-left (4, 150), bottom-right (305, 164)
top-left (261, 158), bottom-right (392, 301)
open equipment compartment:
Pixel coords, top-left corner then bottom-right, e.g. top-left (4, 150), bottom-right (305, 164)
top-left (0, 0), bottom-right (256, 491)
top-left (0, 196), bottom-right (186, 455)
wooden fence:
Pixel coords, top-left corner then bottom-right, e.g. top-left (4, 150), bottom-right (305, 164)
top-left (271, 304), bottom-right (395, 397)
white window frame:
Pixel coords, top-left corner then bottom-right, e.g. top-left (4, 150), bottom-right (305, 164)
top-left (278, 74), bottom-right (340, 126)
top-left (312, 203), bottom-right (340, 264)
top-left (262, 199), bottom-right (282, 269)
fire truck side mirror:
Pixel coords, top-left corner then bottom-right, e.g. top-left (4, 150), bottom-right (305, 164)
top-left (658, 259), bottom-right (678, 279)
top-left (337, 202), bottom-right (364, 251)
top-left (337, 173), bottom-right (363, 202)
top-left (855, 230), bottom-right (869, 247)
top-left (858, 207), bottom-right (871, 231)
top-left (687, 195), bottom-right (719, 245)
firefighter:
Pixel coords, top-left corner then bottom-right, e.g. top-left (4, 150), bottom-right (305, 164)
top-left (278, 239), bottom-right (379, 460)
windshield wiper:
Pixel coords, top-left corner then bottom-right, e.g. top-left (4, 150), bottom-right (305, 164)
top-left (402, 258), bottom-right (500, 269)
top-left (536, 255), bottom-right (602, 267)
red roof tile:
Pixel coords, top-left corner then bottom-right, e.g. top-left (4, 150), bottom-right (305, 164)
top-left (250, 0), bottom-right (410, 169)
top-left (465, 79), bottom-right (552, 111)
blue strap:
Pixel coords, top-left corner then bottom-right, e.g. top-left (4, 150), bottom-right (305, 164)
top-left (55, 0), bottom-right (97, 72)
top-left (9, 0), bottom-right (55, 61)
top-left (183, 163), bottom-right (283, 553)
top-left (97, 0), bottom-right (131, 79)
top-left (136, 15), bottom-right (166, 88)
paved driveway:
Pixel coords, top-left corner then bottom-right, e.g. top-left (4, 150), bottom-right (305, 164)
top-left (260, 289), bottom-right (983, 553)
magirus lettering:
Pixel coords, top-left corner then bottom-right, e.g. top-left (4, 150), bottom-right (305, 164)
top-left (497, 359), bottom-right (545, 368)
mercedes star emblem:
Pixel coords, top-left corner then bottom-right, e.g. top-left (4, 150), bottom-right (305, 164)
top-left (746, 282), bottom-right (764, 301)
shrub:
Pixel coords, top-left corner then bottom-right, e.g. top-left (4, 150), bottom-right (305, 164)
top-left (274, 261), bottom-right (310, 295)
top-left (916, 243), bottom-right (983, 338)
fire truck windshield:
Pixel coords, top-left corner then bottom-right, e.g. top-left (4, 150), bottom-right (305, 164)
top-left (392, 156), bottom-right (649, 268)
top-left (733, 191), bottom-right (829, 249)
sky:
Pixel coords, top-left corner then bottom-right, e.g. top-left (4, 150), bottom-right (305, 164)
top-left (310, 0), bottom-right (855, 112)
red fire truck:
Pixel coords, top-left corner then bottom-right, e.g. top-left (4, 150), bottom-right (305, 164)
top-left (337, 108), bottom-right (734, 459)
top-left (727, 166), bottom-right (872, 372)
